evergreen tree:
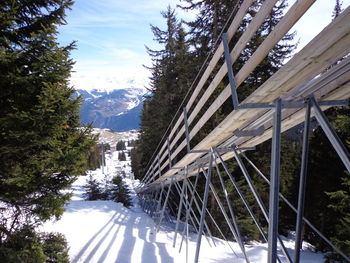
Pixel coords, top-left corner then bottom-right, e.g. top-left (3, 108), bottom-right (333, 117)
top-left (116, 140), bottom-right (126, 151)
top-left (332, 0), bottom-right (343, 19)
top-left (299, 2), bottom-right (350, 258)
top-left (325, 176), bottom-right (350, 262)
top-left (118, 151), bottom-right (127, 161)
top-left (0, 225), bottom-right (69, 263)
top-left (87, 145), bottom-right (102, 171)
top-left (0, 0), bottom-right (96, 239)
top-left (110, 176), bottom-right (132, 207)
top-left (176, 0), bottom-right (296, 241)
top-left (83, 175), bottom-right (103, 201)
top-left (132, 6), bottom-right (197, 178)
top-left (304, 107), bottom-right (350, 257)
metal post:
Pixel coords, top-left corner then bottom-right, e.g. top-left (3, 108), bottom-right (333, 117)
top-left (232, 148), bottom-right (290, 263)
top-left (183, 107), bottom-right (191, 153)
top-left (311, 97), bottom-right (350, 172)
top-left (214, 150), bottom-right (267, 241)
top-left (212, 158), bottom-right (250, 263)
top-left (173, 178), bottom-right (187, 248)
top-left (156, 177), bottom-right (175, 232)
top-left (294, 99), bottom-right (311, 263)
top-left (194, 151), bottom-right (213, 263)
top-left (268, 98), bottom-right (282, 263)
top-left (188, 179), bottom-right (238, 249)
top-left (222, 32), bottom-right (239, 109)
top-left (156, 183), bottom-right (165, 214)
top-left (241, 151), bottom-right (350, 262)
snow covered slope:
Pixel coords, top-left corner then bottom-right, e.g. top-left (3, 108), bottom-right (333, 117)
top-left (42, 151), bottom-right (326, 263)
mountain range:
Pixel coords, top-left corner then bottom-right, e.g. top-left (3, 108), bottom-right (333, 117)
top-left (76, 88), bottom-right (147, 131)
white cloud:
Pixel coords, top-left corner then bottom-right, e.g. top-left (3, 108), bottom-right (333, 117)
top-left (61, 0), bottom-right (350, 93)
top-left (289, 0), bottom-right (350, 51)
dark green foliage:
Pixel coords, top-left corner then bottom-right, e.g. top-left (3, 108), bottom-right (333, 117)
top-left (82, 174), bottom-right (132, 208)
top-left (41, 232), bottom-right (69, 263)
top-left (303, 107), bottom-right (350, 259)
top-left (87, 145), bottom-right (102, 171)
top-left (0, 0), bottom-right (96, 241)
top-left (131, 6), bottom-right (198, 178)
top-left (131, 1), bottom-right (349, 259)
top-left (82, 175), bottom-right (104, 201)
top-left (110, 176), bottom-right (133, 208)
top-left (0, 226), bottom-right (69, 263)
top-left (128, 140), bottom-right (136, 147)
top-left (325, 176), bottom-right (350, 262)
top-left (118, 151), bottom-right (127, 161)
top-left (116, 141), bottom-right (126, 151)
top-left (332, 0), bottom-right (343, 19)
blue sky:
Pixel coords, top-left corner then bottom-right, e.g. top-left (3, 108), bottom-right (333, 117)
top-left (57, 0), bottom-right (350, 91)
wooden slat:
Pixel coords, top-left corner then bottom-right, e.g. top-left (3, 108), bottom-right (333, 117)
top-left (144, 0), bottom-right (316, 181)
top-left (188, 0), bottom-right (317, 139)
top-left (147, 8), bottom-right (350, 184)
top-left (185, 0), bottom-right (254, 112)
top-left (148, 0), bottom-right (255, 172)
top-left (187, 0), bottom-right (279, 126)
top-left (153, 81), bottom-right (350, 184)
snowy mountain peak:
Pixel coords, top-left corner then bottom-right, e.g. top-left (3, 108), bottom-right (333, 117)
top-left (77, 87), bottom-right (148, 132)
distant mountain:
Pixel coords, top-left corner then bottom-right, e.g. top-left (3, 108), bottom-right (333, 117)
top-left (76, 88), bottom-right (146, 131)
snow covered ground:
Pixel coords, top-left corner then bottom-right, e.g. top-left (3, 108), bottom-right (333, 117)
top-left (43, 150), bottom-right (326, 263)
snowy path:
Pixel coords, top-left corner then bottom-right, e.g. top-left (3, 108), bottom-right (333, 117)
top-left (43, 151), bottom-right (325, 263)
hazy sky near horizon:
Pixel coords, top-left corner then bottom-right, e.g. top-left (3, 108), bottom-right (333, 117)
top-left (57, 0), bottom-right (350, 91)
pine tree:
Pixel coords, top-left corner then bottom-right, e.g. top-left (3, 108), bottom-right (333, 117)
top-left (110, 176), bottom-right (132, 207)
top-left (132, 6), bottom-right (197, 178)
top-left (118, 151), bottom-right (127, 161)
top-left (83, 175), bottom-right (103, 201)
top-left (176, 0), bottom-right (296, 241)
top-left (332, 0), bottom-right (343, 19)
top-left (87, 145), bottom-right (102, 171)
top-left (0, 0), bottom-right (95, 239)
top-left (116, 140), bottom-right (126, 151)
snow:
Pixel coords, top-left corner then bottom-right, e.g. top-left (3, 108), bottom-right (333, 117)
top-left (42, 151), bottom-right (326, 263)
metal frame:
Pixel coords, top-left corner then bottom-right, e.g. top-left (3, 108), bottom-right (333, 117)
top-left (137, 95), bottom-right (350, 263)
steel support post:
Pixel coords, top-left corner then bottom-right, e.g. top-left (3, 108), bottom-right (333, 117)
top-left (173, 181), bottom-right (202, 234)
top-left (173, 179), bottom-right (187, 248)
top-left (174, 181), bottom-right (212, 250)
top-left (214, 150), bottom-right (267, 241)
top-left (194, 151), bottom-right (213, 263)
top-left (173, 181), bottom-right (199, 228)
top-left (212, 158), bottom-right (250, 263)
top-left (268, 99), bottom-right (282, 263)
top-left (294, 100), bottom-right (311, 263)
top-left (186, 180), bottom-right (217, 246)
top-left (201, 166), bottom-right (250, 262)
top-left (311, 97), bottom-right (350, 172)
top-left (180, 168), bottom-right (199, 251)
top-left (232, 147), bottom-right (268, 219)
top-left (241, 152), bottom-right (350, 262)
top-left (156, 183), bottom-right (165, 214)
top-left (157, 176), bottom-right (175, 232)
top-left (187, 179), bottom-right (239, 256)
top-left (183, 107), bottom-right (191, 153)
top-left (222, 32), bottom-right (239, 109)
